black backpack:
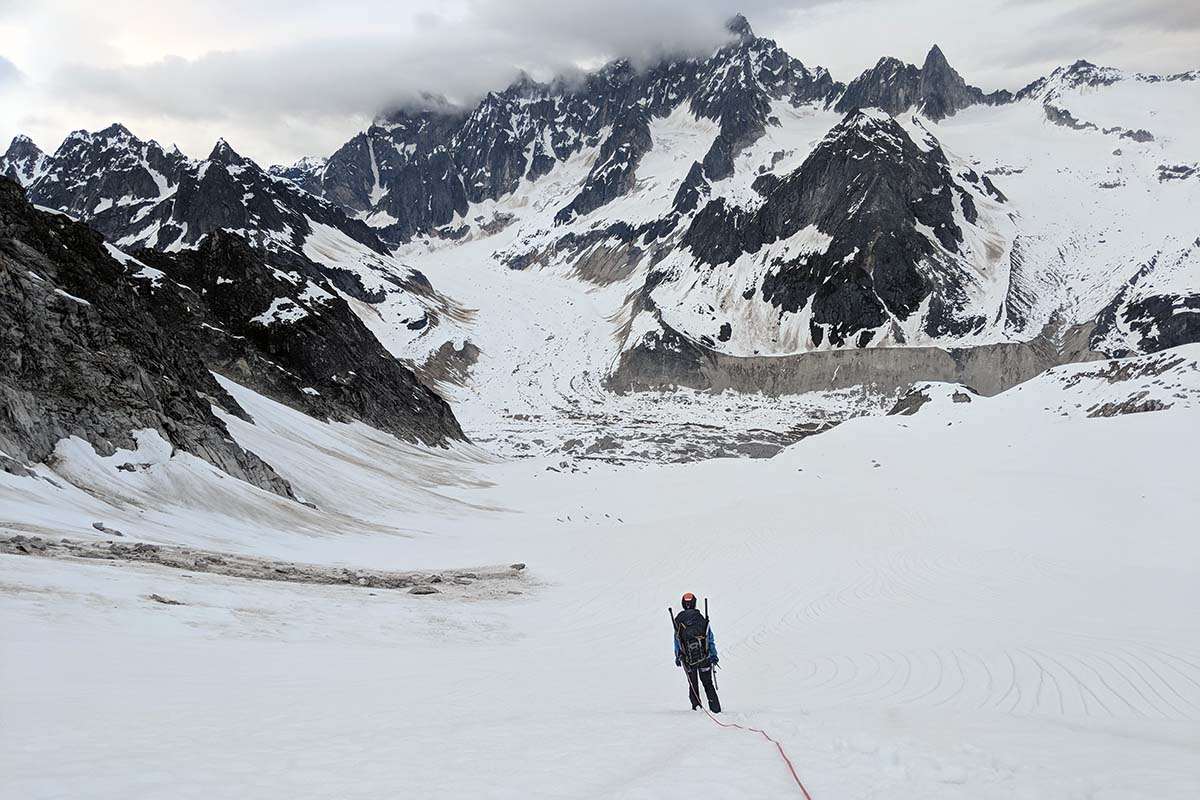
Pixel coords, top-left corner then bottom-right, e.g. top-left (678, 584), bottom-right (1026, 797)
top-left (675, 609), bottom-right (710, 668)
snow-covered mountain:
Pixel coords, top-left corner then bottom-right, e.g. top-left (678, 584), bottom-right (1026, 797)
top-left (257, 15), bottom-right (1197, 390)
top-left (2, 14), bottom-right (1197, 457)
top-left (0, 134), bottom-right (51, 186)
top-left (11, 123), bottom-right (386, 256)
top-left (0, 175), bottom-right (463, 494)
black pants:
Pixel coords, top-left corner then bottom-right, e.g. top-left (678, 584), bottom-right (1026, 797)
top-left (685, 664), bottom-right (721, 712)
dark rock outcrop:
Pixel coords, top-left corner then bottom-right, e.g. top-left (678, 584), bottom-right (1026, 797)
top-left (916, 45), bottom-right (1012, 119)
top-left (1092, 241), bottom-right (1200, 356)
top-left (835, 56), bottom-right (922, 117)
top-left (681, 109), bottom-right (1002, 347)
top-left (1, 135), bottom-right (50, 186)
top-left (835, 46), bottom-right (1008, 121)
top-left (9, 126), bottom-right (388, 258)
top-left (303, 16), bottom-right (839, 244)
top-left (888, 383), bottom-right (977, 415)
top-left (0, 177), bottom-right (293, 495)
top-left (268, 156), bottom-right (327, 195)
top-left (131, 232), bottom-right (464, 445)
top-left (1, 126), bottom-right (468, 446)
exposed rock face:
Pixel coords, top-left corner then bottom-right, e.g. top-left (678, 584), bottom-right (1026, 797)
top-left (3, 16), bottom-right (1191, 419)
top-left (1015, 60), bottom-right (1124, 103)
top-left (131, 232), bottom-right (464, 445)
top-left (835, 57), bottom-right (922, 117)
top-left (1, 135), bottom-right (51, 186)
top-left (1092, 239), bottom-right (1200, 356)
top-left (7, 125), bottom-right (387, 257)
top-left (302, 17), bottom-right (840, 244)
top-left (0, 127), bottom-right (468, 444)
top-left (610, 316), bottom-right (1103, 397)
top-left (917, 45), bottom-right (1012, 120)
top-left (888, 382), bottom-right (978, 416)
top-left (835, 46), bottom-right (1009, 121)
top-left (317, 104), bottom-right (470, 240)
top-left (25, 124), bottom-right (190, 226)
top-left (267, 156), bottom-right (327, 195)
top-left (0, 177), bottom-right (293, 495)
top-left (679, 109), bottom-right (1005, 347)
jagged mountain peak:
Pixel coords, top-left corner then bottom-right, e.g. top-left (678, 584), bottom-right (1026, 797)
top-left (799, 107), bottom-right (927, 183)
top-left (290, 155), bottom-right (326, 171)
top-left (922, 44), bottom-right (954, 74)
top-left (1015, 58), bottom-right (1199, 106)
top-left (1051, 58), bottom-right (1123, 89)
top-left (840, 105), bottom-right (905, 132)
top-left (835, 58), bottom-right (921, 116)
top-left (875, 55), bottom-right (911, 70)
top-left (48, 123), bottom-right (177, 163)
top-left (915, 46), bottom-right (983, 120)
top-left (97, 122), bottom-right (135, 140)
top-left (208, 138), bottom-right (247, 166)
top-left (665, 98), bottom-right (1012, 355)
top-left (1, 134), bottom-right (50, 187)
top-left (1015, 59), bottom-right (1125, 102)
top-left (593, 57), bottom-right (639, 85)
top-left (501, 70), bottom-right (550, 99)
top-left (837, 45), bottom-right (1004, 121)
top-left (4, 134), bottom-right (42, 158)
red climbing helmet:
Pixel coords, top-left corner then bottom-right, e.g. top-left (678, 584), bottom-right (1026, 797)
top-left (681, 592), bottom-right (697, 609)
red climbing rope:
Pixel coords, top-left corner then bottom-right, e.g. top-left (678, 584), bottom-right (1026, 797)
top-left (685, 669), bottom-right (815, 799)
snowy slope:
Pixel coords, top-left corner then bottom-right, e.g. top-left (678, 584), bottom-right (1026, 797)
top-left (932, 65), bottom-right (1200, 353)
top-left (332, 56), bottom-right (1195, 432)
top-left (3, 346), bottom-right (1199, 798)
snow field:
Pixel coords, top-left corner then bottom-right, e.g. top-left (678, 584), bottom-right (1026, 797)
top-left (3, 349), bottom-right (1199, 798)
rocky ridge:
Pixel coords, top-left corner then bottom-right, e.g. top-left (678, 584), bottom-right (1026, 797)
top-left (0, 177), bottom-right (293, 494)
top-left (131, 231), bottom-right (464, 445)
top-left (834, 45), bottom-right (1011, 120)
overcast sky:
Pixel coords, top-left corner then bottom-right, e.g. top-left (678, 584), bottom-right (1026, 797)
top-left (1, 0), bottom-right (1196, 166)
